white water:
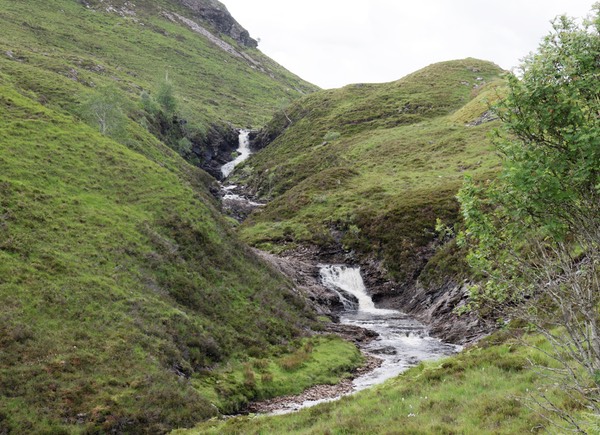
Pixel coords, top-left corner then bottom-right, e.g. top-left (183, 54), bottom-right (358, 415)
top-left (321, 265), bottom-right (460, 391)
top-left (320, 265), bottom-right (395, 314)
top-left (266, 265), bottom-right (461, 414)
top-left (221, 130), bottom-right (251, 178)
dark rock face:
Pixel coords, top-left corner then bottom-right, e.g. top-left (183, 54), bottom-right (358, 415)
top-left (252, 249), bottom-right (349, 319)
top-left (371, 277), bottom-right (491, 345)
top-left (361, 257), bottom-right (492, 346)
top-left (176, 0), bottom-right (258, 48)
top-left (191, 123), bottom-right (239, 180)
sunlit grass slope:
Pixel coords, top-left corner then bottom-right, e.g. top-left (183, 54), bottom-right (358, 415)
top-left (234, 59), bottom-right (506, 282)
top-left (0, 0), bottom-right (317, 129)
top-left (0, 73), bottom-right (341, 433)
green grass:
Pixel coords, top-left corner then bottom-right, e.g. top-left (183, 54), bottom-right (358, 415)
top-left (0, 0), bottom-right (317, 130)
top-left (177, 331), bottom-right (591, 434)
top-left (0, 76), bottom-right (323, 432)
top-left (235, 59), bottom-right (506, 283)
top-left (192, 335), bottom-right (363, 414)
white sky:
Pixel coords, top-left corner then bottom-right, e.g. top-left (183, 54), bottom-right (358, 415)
top-left (222, 0), bottom-right (596, 89)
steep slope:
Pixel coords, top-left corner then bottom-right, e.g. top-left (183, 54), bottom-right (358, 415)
top-left (232, 59), bottom-right (506, 341)
top-left (0, 0), bottom-right (318, 176)
top-left (0, 2), bottom-right (362, 433)
top-left (0, 74), bottom-right (315, 432)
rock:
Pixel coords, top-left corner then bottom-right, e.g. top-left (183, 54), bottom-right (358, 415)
top-left (219, 185), bottom-right (265, 222)
top-left (252, 249), bottom-right (349, 317)
top-left (175, 0), bottom-right (258, 48)
top-left (190, 123), bottom-right (239, 179)
top-left (467, 110), bottom-right (498, 126)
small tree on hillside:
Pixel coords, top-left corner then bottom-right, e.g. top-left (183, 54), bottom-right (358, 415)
top-left (79, 84), bottom-right (128, 138)
top-left (458, 6), bottom-right (600, 431)
top-left (156, 75), bottom-right (177, 117)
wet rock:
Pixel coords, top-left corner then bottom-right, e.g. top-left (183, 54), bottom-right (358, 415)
top-left (363, 259), bottom-right (492, 346)
top-left (324, 323), bottom-right (378, 344)
top-left (252, 249), bottom-right (348, 317)
top-left (219, 184), bottom-right (265, 222)
top-left (191, 124), bottom-right (239, 179)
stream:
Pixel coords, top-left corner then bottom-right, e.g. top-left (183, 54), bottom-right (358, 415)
top-left (221, 129), bottom-right (251, 178)
top-left (320, 265), bottom-right (460, 391)
top-left (262, 265), bottom-right (461, 415)
top-left (217, 135), bottom-right (460, 414)
top-left (219, 130), bottom-right (265, 219)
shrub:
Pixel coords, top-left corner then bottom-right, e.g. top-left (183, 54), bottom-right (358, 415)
top-left (323, 131), bottom-right (341, 141)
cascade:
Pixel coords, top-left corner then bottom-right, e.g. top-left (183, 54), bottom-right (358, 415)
top-left (221, 130), bottom-right (251, 178)
top-left (318, 265), bottom-right (460, 391)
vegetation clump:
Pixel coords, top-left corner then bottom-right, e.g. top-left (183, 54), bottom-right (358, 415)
top-left (458, 7), bottom-right (600, 430)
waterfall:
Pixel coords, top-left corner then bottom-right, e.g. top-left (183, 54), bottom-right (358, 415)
top-left (264, 264), bottom-right (462, 413)
top-left (319, 265), bottom-right (396, 314)
top-left (221, 130), bottom-right (251, 178)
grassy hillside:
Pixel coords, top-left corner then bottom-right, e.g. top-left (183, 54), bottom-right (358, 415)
top-left (0, 72), bottom-right (362, 433)
top-left (0, 2), bottom-right (367, 433)
top-left (233, 59), bottom-right (505, 285)
top-left (0, 0), bottom-right (317, 129)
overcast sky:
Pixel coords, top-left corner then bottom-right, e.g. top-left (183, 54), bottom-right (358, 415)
top-left (222, 0), bottom-right (595, 89)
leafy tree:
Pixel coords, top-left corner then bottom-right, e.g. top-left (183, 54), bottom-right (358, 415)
top-left (276, 98), bottom-right (293, 125)
top-left (458, 6), bottom-right (600, 430)
top-left (79, 84), bottom-right (128, 138)
top-left (156, 76), bottom-right (177, 116)
top-left (140, 90), bottom-right (160, 117)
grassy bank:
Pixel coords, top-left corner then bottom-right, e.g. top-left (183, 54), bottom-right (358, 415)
top-left (193, 335), bottom-right (363, 414)
top-left (178, 331), bottom-right (586, 434)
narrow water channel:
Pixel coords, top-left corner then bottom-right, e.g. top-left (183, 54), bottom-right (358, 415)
top-left (320, 265), bottom-right (460, 392)
top-left (221, 130), bottom-right (251, 178)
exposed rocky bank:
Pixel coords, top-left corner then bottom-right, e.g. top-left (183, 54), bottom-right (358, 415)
top-left (256, 244), bottom-right (491, 347)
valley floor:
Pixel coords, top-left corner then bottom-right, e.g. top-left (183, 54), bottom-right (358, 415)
top-left (176, 331), bottom-right (576, 434)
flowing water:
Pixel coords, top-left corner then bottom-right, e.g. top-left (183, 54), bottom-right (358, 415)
top-left (221, 185), bottom-right (264, 206)
top-left (221, 130), bottom-right (251, 178)
top-left (265, 265), bottom-right (461, 413)
top-left (320, 265), bottom-right (460, 391)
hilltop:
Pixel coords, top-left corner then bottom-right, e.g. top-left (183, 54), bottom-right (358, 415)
top-left (231, 58), bottom-right (506, 341)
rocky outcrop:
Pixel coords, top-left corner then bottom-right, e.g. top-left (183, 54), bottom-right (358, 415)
top-left (360, 254), bottom-right (492, 346)
top-left (253, 249), bottom-right (351, 318)
top-left (191, 124), bottom-right (239, 179)
top-left (371, 277), bottom-right (491, 345)
top-left (175, 0), bottom-right (257, 48)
